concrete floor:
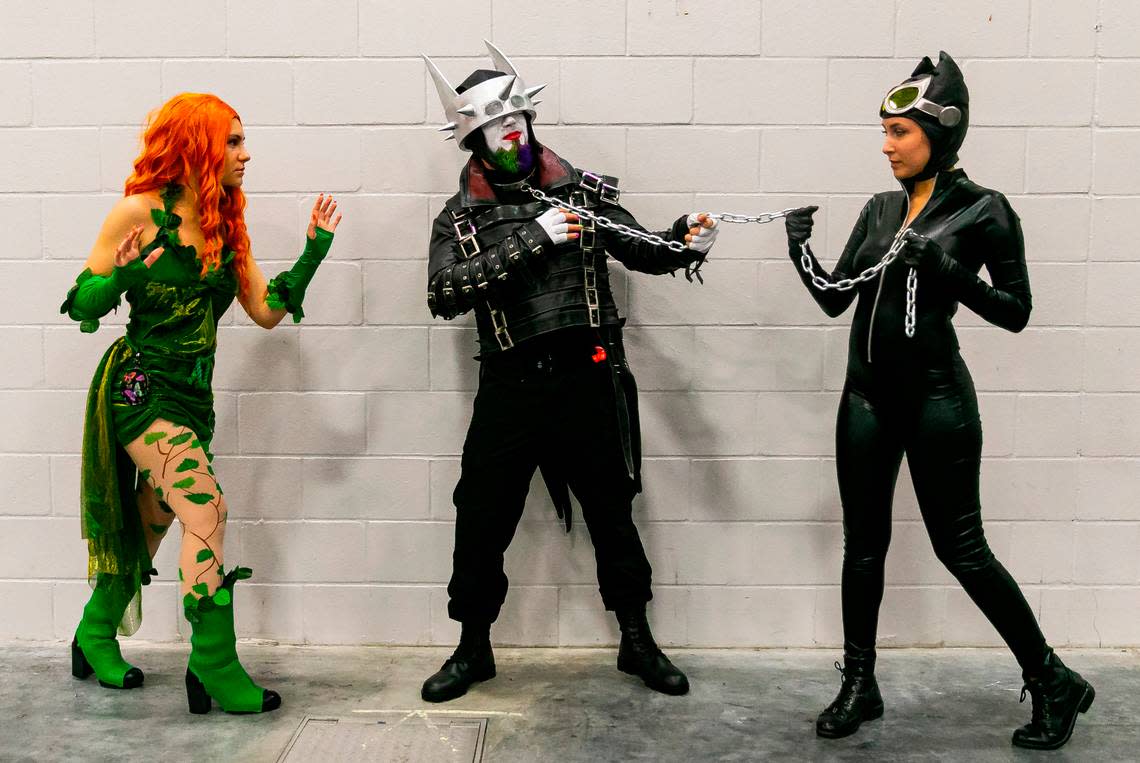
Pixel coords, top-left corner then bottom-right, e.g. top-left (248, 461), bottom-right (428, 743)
top-left (0, 644), bottom-right (1134, 762)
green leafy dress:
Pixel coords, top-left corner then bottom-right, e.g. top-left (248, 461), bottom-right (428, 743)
top-left (61, 184), bottom-right (238, 633)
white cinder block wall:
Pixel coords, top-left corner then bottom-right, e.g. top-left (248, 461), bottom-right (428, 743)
top-left (1, 0), bottom-right (1138, 648)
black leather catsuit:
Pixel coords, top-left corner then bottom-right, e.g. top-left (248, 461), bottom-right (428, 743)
top-left (793, 168), bottom-right (1049, 672)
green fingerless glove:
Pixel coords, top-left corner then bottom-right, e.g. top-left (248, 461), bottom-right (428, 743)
top-left (265, 228), bottom-right (333, 323)
top-left (60, 259), bottom-right (149, 333)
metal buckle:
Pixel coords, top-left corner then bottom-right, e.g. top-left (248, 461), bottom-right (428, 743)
top-left (599, 182), bottom-right (620, 205)
top-left (458, 235), bottom-right (481, 258)
top-left (588, 306), bottom-right (600, 327)
top-left (491, 308), bottom-right (513, 350)
top-left (584, 268), bottom-right (597, 288)
top-left (580, 172), bottom-right (602, 194)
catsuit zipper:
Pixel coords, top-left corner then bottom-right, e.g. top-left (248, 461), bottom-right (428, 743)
top-left (866, 173), bottom-right (938, 364)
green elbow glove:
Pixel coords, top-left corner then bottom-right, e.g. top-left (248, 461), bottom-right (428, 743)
top-left (60, 259), bottom-right (149, 333)
top-left (265, 228), bottom-right (334, 323)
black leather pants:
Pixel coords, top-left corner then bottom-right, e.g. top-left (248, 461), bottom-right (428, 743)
top-left (446, 331), bottom-right (652, 624)
top-left (836, 356), bottom-right (1048, 672)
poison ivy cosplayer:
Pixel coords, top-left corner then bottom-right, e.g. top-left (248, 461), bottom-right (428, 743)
top-left (781, 53), bottom-right (1093, 750)
top-left (61, 93), bottom-right (340, 714)
top-left (419, 42), bottom-right (718, 703)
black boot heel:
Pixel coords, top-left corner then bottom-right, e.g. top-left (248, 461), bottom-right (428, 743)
top-left (185, 669), bottom-right (212, 714)
top-left (71, 637), bottom-right (93, 680)
top-left (1079, 684), bottom-right (1095, 713)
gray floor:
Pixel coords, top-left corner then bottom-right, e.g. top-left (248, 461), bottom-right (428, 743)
top-left (0, 644), bottom-right (1134, 762)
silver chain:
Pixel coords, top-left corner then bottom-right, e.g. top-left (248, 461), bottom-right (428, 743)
top-left (711, 209), bottom-right (798, 225)
top-left (521, 183), bottom-right (688, 253)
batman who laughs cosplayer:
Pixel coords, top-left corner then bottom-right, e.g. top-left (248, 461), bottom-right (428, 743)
top-left (419, 41), bottom-right (717, 704)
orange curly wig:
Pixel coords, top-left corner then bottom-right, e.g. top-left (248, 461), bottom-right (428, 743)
top-left (124, 93), bottom-right (252, 297)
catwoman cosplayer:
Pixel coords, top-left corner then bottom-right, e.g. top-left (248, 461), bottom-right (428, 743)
top-left (419, 41), bottom-right (718, 703)
top-left (782, 52), bottom-right (1094, 750)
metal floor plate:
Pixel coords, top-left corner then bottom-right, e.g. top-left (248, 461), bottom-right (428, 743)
top-left (277, 713), bottom-right (487, 763)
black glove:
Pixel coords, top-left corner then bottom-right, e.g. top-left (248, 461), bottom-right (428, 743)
top-left (900, 229), bottom-right (946, 272)
top-left (785, 206), bottom-right (818, 243)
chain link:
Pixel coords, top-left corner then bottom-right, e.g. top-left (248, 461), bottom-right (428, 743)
top-left (522, 182), bottom-right (689, 253)
top-left (711, 208), bottom-right (798, 225)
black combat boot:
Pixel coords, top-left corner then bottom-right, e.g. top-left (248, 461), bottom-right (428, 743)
top-left (421, 622), bottom-right (496, 703)
top-left (615, 606), bottom-right (689, 696)
top-left (816, 658), bottom-right (884, 739)
top-left (1012, 649), bottom-right (1094, 750)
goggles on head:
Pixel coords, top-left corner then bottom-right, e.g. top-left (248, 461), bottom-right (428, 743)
top-left (882, 76), bottom-right (962, 127)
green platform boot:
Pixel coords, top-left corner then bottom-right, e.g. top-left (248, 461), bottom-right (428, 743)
top-left (183, 567), bottom-right (281, 715)
top-left (72, 573), bottom-right (144, 689)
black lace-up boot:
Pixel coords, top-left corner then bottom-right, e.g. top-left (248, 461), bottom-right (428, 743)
top-left (421, 622), bottom-right (496, 703)
top-left (615, 606), bottom-right (689, 696)
top-left (816, 658), bottom-right (884, 739)
top-left (1012, 649), bottom-right (1094, 750)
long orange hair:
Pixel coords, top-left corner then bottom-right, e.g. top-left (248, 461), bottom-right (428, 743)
top-left (124, 93), bottom-right (252, 297)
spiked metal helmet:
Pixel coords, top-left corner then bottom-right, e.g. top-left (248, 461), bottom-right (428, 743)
top-left (423, 40), bottom-right (546, 151)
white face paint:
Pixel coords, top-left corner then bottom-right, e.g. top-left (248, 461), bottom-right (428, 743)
top-left (480, 111), bottom-right (527, 153)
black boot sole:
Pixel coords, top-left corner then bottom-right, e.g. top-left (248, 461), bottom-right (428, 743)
top-left (1012, 684), bottom-right (1095, 751)
top-left (71, 637), bottom-right (143, 689)
top-left (816, 701), bottom-right (885, 739)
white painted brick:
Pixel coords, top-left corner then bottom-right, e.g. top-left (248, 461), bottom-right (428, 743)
top-left (1078, 459), bottom-right (1140, 521)
top-left (238, 128), bottom-right (361, 194)
top-left (243, 195), bottom-right (304, 264)
top-left (955, 262), bottom-right (1084, 329)
top-left (1080, 394), bottom-right (1140, 457)
top-left (238, 392), bottom-right (367, 455)
top-left (211, 456), bottom-right (304, 520)
top-left (1012, 196), bottom-right (1090, 262)
top-left (0, 328), bottom-right (43, 389)
top-left (0, 455), bottom-right (51, 516)
top-left (1006, 522), bottom-right (1074, 584)
top-left (556, 585), bottom-right (620, 646)
top-left (690, 458), bottom-right (824, 521)
top-left (1014, 393), bottom-right (1080, 457)
top-left (0, 391), bottom-right (84, 454)
top-left (1093, 131), bottom-right (1140, 195)
top-left (303, 457), bottom-right (429, 519)
top-left (756, 392), bottom-right (835, 456)
top-left (822, 327), bottom-right (851, 391)
top-left (95, 0), bottom-right (225, 56)
top-left (666, 522), bottom-right (842, 585)
top-left (1099, 0), bottom-right (1140, 57)
top-left (43, 326), bottom-right (124, 391)
top-left (563, 58), bottom-right (691, 125)
top-left (226, 0), bottom-right (358, 57)
top-left (361, 128), bottom-right (465, 194)
top-left (621, 327), bottom-right (694, 391)
top-left (33, 62), bottom-right (160, 127)
top-left (241, 260), bottom-right (362, 327)
top-left (423, 58), bottom-right (561, 126)
top-left (692, 327), bottom-right (824, 391)
top-left (213, 326), bottom-right (301, 392)
top-left (428, 327), bottom-right (479, 392)
top-left (362, 261), bottom-right (431, 325)
top-left (626, 0), bottom-right (761, 55)
top-left (979, 459), bottom-right (1079, 522)
top-left (1024, 130), bottom-right (1092, 193)
top-left (1030, 0), bottom-right (1098, 56)
top-left (501, 519), bottom-right (602, 587)
top-left (763, 0), bottom-right (894, 57)
top-left (364, 521), bottom-right (452, 583)
top-left (958, 328), bottom-right (1082, 392)
top-left (1092, 198), bottom-right (1140, 261)
top-left (0, 130), bottom-right (100, 192)
top-left (0, 63), bottom-right (32, 127)
top-left (41, 195), bottom-right (116, 260)
top-left (1087, 263), bottom-right (1140, 326)
top-left (896, 0), bottom-right (1031, 57)
top-left (957, 128), bottom-right (1027, 193)
top-left (1097, 63), bottom-right (1140, 128)
top-left (492, 1), bottom-right (626, 56)
top-left (300, 327), bottom-right (428, 391)
top-left (360, 0), bottom-right (491, 56)
top-left (50, 456), bottom-right (81, 517)
top-left (99, 127), bottom-right (144, 193)
top-left (329, 195), bottom-right (429, 261)
top-left (0, 582), bottom-right (54, 640)
top-left (428, 458), bottom-right (460, 519)
top-left (884, 522), bottom-right (960, 586)
top-left (295, 60), bottom-right (425, 125)
top-left (965, 61), bottom-right (1094, 127)
top-left (366, 392), bottom-right (473, 455)
top-left (685, 587), bottom-right (815, 647)
top-left (430, 585), bottom-right (560, 646)
top-left (1083, 329), bottom-right (1140, 392)
top-left (943, 585), bottom-right (1035, 648)
top-left (694, 58), bottom-right (826, 125)
top-left (1074, 523), bottom-right (1140, 584)
top-left (873, 587), bottom-right (948, 648)
top-left (209, 391), bottom-right (240, 456)
top-left (626, 128), bottom-right (759, 193)
top-left (53, 579), bottom-right (181, 642)
top-left (0, 196), bottom-right (41, 259)
top-left (0, 517), bottom-right (86, 578)
top-left (627, 261), bottom-right (758, 326)
top-left (978, 393), bottom-right (1017, 457)
top-left (638, 392), bottom-right (757, 456)
top-left (1039, 587), bottom-right (1140, 647)
top-left (234, 583), bottom-right (303, 642)
top-left (302, 585), bottom-right (431, 644)
top-left (637, 458), bottom-right (690, 522)
top-left (827, 58), bottom-right (912, 125)
top-left (0, 0), bottom-right (94, 57)
top-left (239, 521), bottom-right (367, 582)
top-left (162, 61), bottom-right (294, 126)
top-left (761, 128), bottom-right (886, 194)
top-left (535, 127), bottom-right (629, 180)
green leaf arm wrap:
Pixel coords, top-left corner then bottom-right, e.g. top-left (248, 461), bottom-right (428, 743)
top-left (265, 227), bottom-right (334, 323)
top-left (60, 260), bottom-right (149, 333)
